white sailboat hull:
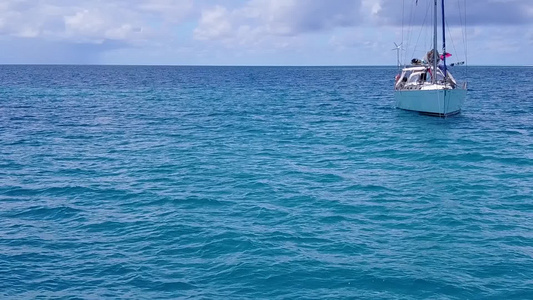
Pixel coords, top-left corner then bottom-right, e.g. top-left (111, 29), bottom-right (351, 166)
top-left (394, 88), bottom-right (466, 116)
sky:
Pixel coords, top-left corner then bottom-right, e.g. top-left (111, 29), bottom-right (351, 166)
top-left (0, 0), bottom-right (531, 65)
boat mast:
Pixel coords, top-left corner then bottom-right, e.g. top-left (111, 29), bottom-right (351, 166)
top-left (441, 0), bottom-right (447, 78)
top-left (433, 0), bottom-right (438, 84)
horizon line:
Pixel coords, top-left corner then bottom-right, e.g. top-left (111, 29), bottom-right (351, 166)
top-left (0, 63), bottom-right (531, 67)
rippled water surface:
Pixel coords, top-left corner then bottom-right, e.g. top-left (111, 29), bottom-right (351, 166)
top-left (1, 65), bottom-right (532, 299)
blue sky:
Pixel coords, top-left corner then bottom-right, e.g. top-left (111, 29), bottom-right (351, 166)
top-left (0, 0), bottom-right (531, 65)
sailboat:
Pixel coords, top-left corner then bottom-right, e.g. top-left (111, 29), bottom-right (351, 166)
top-left (394, 0), bottom-right (467, 117)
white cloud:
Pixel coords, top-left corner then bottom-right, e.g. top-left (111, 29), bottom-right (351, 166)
top-left (194, 0), bottom-right (363, 42)
top-left (0, 0), bottom-right (532, 65)
top-left (194, 6), bottom-right (233, 40)
top-left (0, 0), bottom-right (195, 43)
top-left (376, 0), bottom-right (533, 26)
top-left (138, 0), bottom-right (195, 22)
top-left (361, 0), bottom-right (382, 18)
top-left (62, 8), bottom-right (146, 43)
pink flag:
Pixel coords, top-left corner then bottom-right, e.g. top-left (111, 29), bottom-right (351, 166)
top-left (440, 53), bottom-right (452, 59)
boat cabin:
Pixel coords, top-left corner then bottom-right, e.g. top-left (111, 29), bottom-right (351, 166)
top-left (395, 65), bottom-right (456, 90)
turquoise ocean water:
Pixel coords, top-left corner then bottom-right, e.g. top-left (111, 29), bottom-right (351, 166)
top-left (1, 65), bottom-right (532, 299)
